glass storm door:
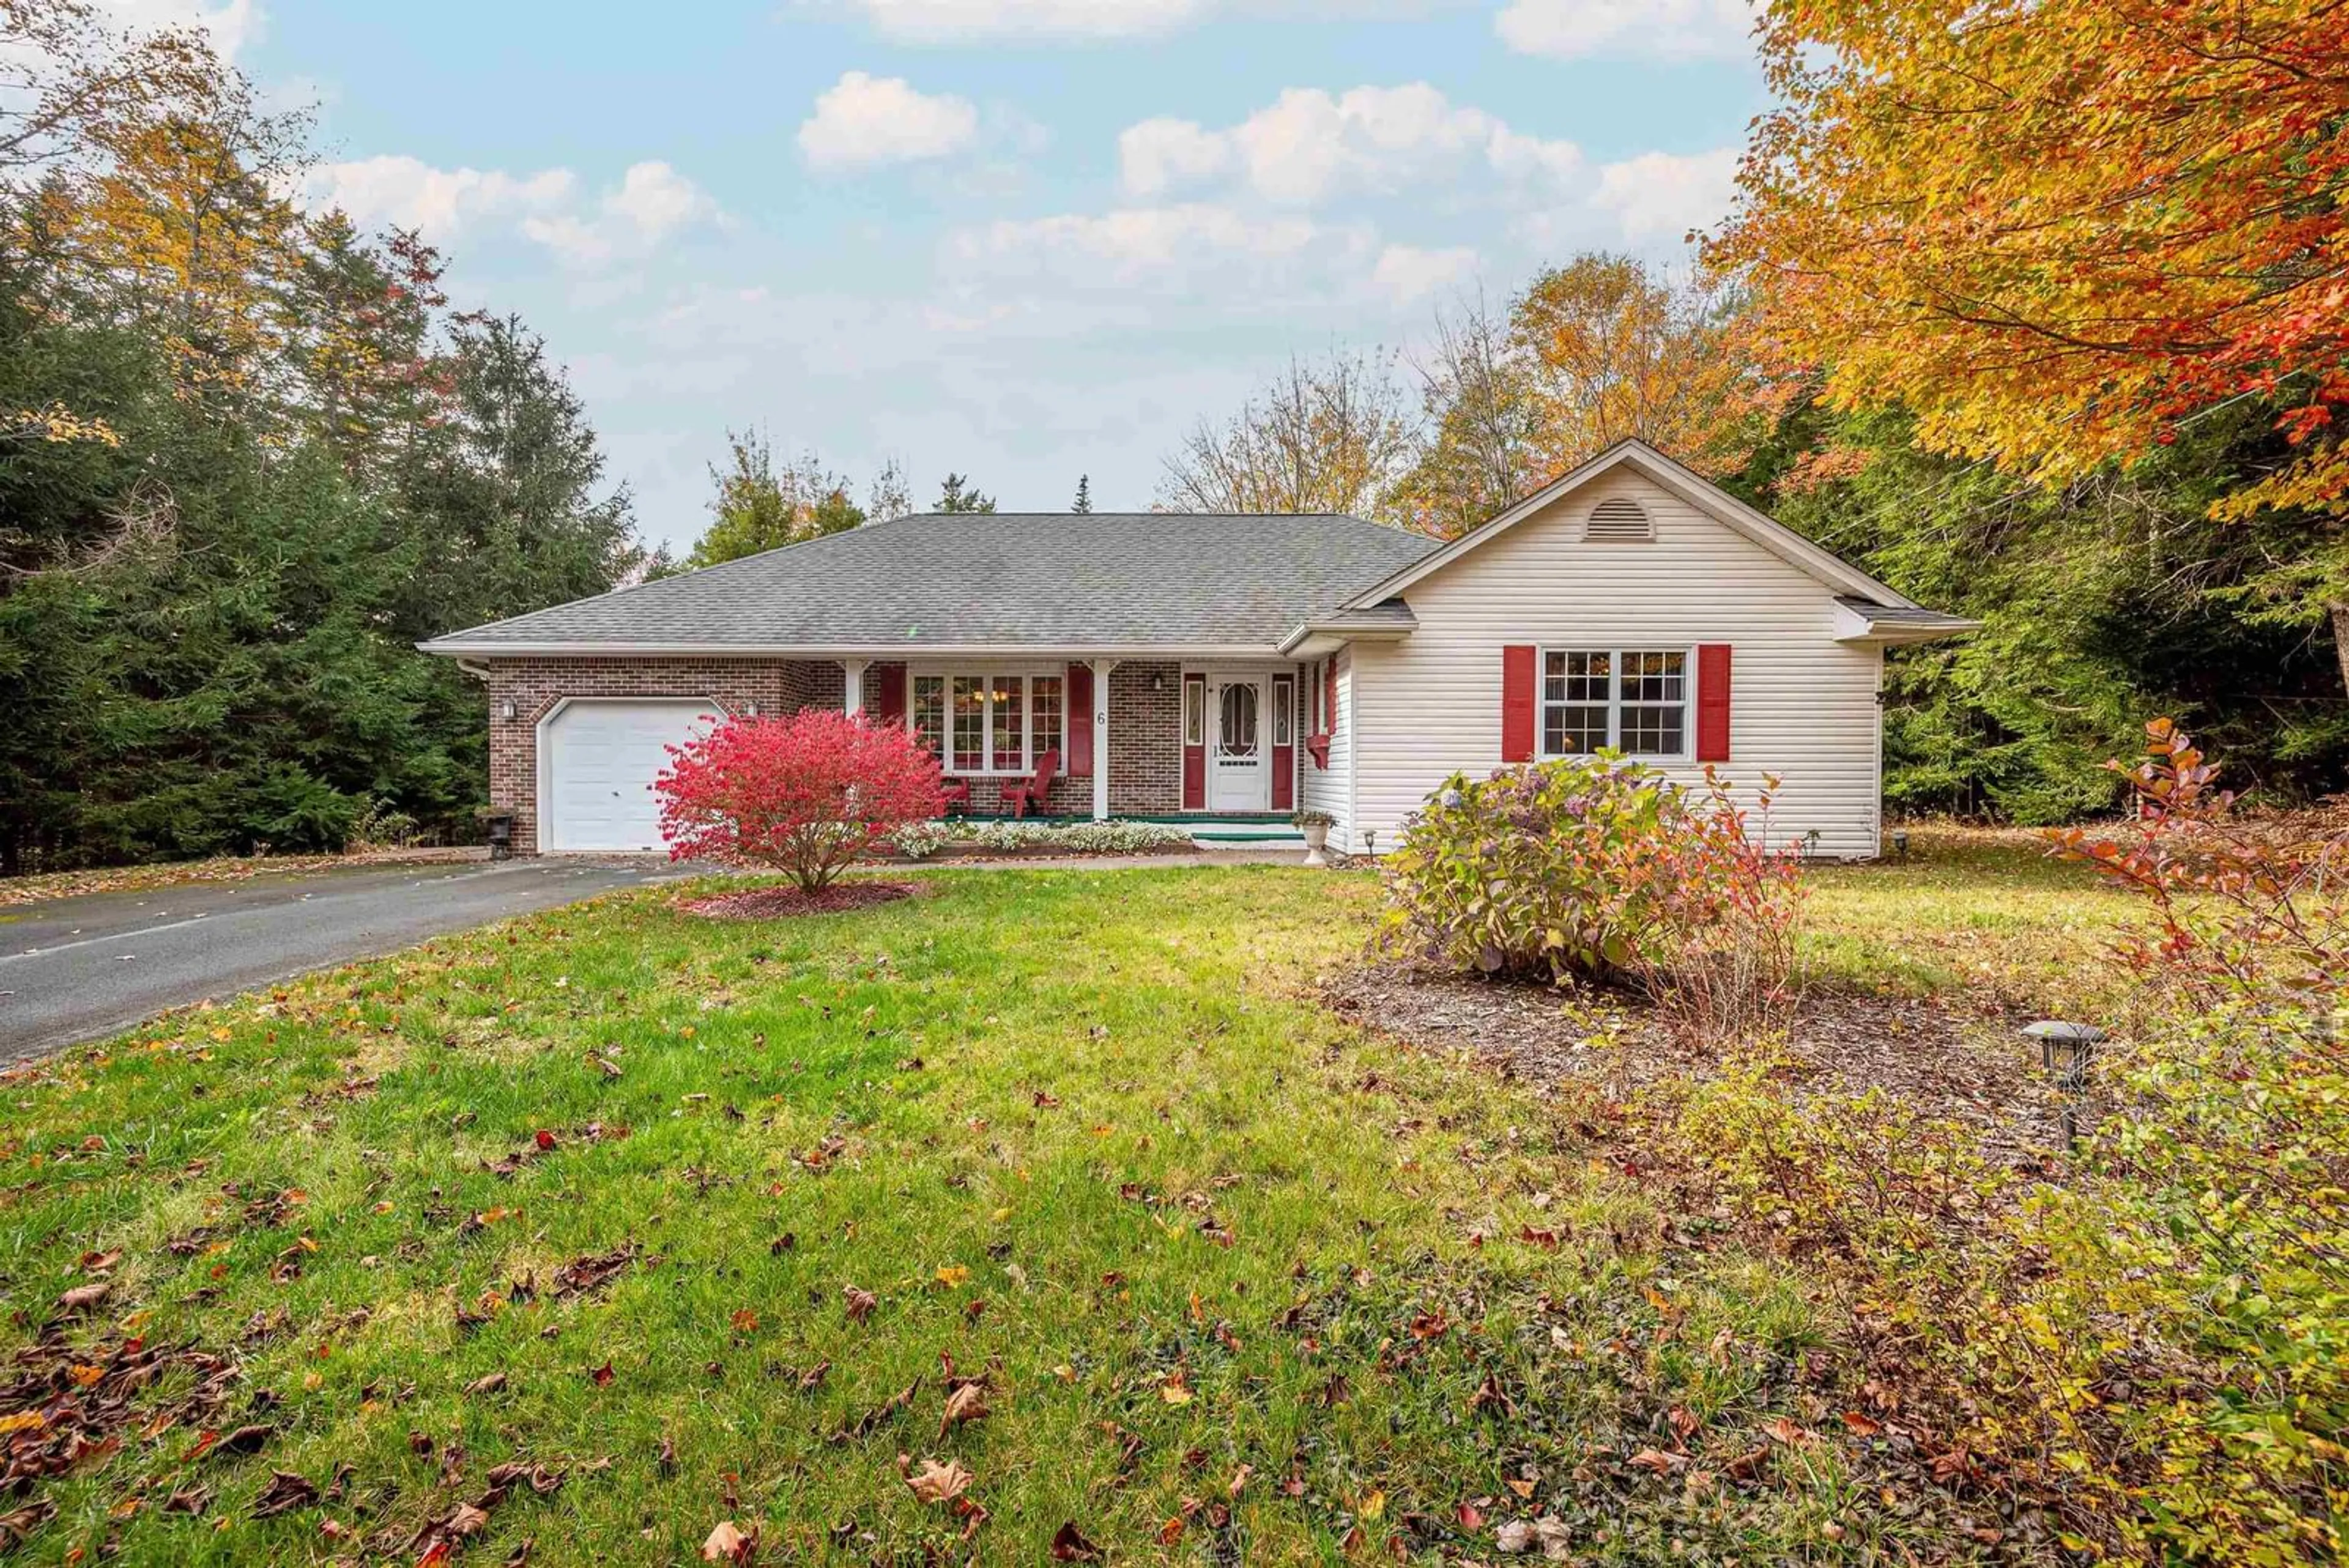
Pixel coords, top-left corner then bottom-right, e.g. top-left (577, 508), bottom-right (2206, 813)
top-left (1208, 679), bottom-right (1269, 811)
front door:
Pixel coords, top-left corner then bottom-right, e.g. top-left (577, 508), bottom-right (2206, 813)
top-left (1209, 678), bottom-right (1269, 811)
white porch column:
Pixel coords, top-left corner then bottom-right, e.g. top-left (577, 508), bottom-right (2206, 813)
top-left (1089, 658), bottom-right (1119, 821)
top-left (841, 659), bottom-right (870, 717)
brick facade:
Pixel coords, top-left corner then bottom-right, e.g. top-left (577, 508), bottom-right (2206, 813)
top-left (486, 657), bottom-right (840, 854)
top-left (483, 654), bottom-right (1282, 853)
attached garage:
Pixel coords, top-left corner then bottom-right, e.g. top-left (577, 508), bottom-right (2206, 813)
top-left (536, 698), bottom-right (719, 853)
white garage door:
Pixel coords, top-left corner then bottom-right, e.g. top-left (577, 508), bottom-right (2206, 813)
top-left (542, 699), bottom-right (721, 853)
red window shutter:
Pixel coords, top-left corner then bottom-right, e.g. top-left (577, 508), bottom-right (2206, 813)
top-left (1323, 660), bottom-right (1337, 735)
top-left (874, 664), bottom-right (907, 727)
top-left (1501, 645), bottom-right (1537, 763)
top-left (1696, 644), bottom-right (1732, 762)
top-left (1066, 663), bottom-right (1094, 776)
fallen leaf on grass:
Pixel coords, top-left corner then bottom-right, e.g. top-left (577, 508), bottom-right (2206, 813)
top-left (701, 1520), bottom-right (755, 1562)
top-left (250, 1470), bottom-right (318, 1518)
top-left (1159, 1373), bottom-right (1193, 1405)
top-left (209, 1423), bottom-right (274, 1458)
top-left (938, 1380), bottom-right (989, 1438)
top-left (843, 1285), bottom-right (878, 1323)
top-left (463, 1372), bottom-right (507, 1397)
top-left (902, 1455), bottom-right (973, 1505)
top-left (1494, 1515), bottom-right (1572, 1556)
top-left (0, 1499), bottom-right (58, 1551)
top-left (56, 1280), bottom-right (111, 1315)
top-left (1628, 1449), bottom-right (1688, 1474)
top-left (1050, 1520), bottom-right (1104, 1561)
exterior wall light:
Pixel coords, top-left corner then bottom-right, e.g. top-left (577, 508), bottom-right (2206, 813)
top-left (498, 700), bottom-right (518, 722)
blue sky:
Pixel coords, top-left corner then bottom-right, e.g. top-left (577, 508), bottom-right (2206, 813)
top-left (142, 0), bottom-right (1767, 550)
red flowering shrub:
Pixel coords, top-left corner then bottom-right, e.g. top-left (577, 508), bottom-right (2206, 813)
top-left (655, 711), bottom-right (944, 893)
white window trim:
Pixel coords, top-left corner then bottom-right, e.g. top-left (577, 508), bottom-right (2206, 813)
top-left (1535, 644), bottom-right (1694, 764)
top-left (913, 669), bottom-right (1066, 777)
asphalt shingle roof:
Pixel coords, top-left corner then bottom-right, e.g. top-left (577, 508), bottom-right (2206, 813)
top-left (423, 513), bottom-right (1442, 654)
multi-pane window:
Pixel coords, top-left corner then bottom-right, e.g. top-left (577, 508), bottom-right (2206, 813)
top-left (952, 677), bottom-right (986, 772)
top-left (1031, 676), bottom-right (1064, 764)
top-left (1540, 648), bottom-right (1688, 759)
top-left (1617, 651), bottom-right (1687, 757)
top-left (919, 672), bottom-right (1063, 774)
top-left (990, 677), bottom-right (1025, 771)
top-left (912, 676), bottom-right (946, 759)
top-left (1271, 677), bottom-right (1294, 748)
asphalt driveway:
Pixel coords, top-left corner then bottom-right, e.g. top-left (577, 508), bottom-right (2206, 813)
top-left (0, 859), bottom-right (681, 1065)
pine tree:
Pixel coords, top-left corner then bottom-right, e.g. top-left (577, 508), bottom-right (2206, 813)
top-left (936, 473), bottom-right (996, 514)
top-left (1072, 475), bottom-right (1092, 513)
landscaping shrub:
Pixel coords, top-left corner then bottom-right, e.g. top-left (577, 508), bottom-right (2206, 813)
top-left (1378, 756), bottom-right (1802, 1036)
top-left (1627, 720), bottom-right (2349, 1564)
top-left (963, 819), bottom-right (1197, 855)
top-left (655, 710), bottom-right (943, 893)
top-left (889, 819), bottom-right (1199, 858)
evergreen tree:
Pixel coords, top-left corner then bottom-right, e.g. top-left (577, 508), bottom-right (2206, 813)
top-left (936, 473), bottom-right (995, 514)
top-left (1072, 475), bottom-right (1092, 513)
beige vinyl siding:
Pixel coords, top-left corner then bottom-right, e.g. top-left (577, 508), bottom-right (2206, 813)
top-left (1350, 468), bottom-right (1887, 859)
top-left (1298, 652), bottom-right (1357, 850)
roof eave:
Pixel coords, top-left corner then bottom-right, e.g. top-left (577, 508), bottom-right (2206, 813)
top-left (417, 639), bottom-right (1301, 661)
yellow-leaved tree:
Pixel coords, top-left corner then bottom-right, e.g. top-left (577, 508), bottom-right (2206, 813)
top-left (1707, 0), bottom-right (2349, 672)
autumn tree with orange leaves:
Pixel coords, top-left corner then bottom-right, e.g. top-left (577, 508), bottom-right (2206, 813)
top-left (1708, 0), bottom-right (2349, 679)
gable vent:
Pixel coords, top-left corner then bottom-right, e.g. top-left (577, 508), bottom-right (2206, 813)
top-left (1584, 497), bottom-right (1654, 542)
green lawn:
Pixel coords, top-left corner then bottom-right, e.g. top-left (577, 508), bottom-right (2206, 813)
top-left (0, 846), bottom-right (2121, 1564)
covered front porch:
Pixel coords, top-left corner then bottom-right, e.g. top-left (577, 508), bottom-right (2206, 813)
top-left (812, 656), bottom-right (1314, 822)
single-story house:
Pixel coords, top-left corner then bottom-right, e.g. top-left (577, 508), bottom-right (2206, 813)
top-left (420, 439), bottom-right (1975, 858)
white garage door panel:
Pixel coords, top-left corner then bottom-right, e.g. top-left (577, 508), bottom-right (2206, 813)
top-left (543, 700), bottom-right (719, 853)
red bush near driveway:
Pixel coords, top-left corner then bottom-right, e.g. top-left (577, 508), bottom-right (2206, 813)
top-left (655, 711), bottom-right (945, 893)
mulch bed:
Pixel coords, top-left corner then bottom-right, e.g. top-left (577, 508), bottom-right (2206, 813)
top-left (1323, 960), bottom-right (2073, 1164)
top-left (677, 883), bottom-right (916, 920)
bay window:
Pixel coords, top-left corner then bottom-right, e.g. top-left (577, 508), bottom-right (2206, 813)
top-left (1540, 648), bottom-right (1688, 760)
top-left (913, 672), bottom-right (1066, 775)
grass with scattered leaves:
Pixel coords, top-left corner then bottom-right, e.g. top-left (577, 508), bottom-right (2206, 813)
top-left (0, 844), bottom-right (2123, 1564)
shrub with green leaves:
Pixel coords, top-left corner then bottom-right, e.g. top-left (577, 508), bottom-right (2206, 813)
top-left (1378, 757), bottom-right (1802, 1035)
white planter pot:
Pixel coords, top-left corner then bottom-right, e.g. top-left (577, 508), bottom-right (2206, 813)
top-left (1301, 822), bottom-right (1330, 868)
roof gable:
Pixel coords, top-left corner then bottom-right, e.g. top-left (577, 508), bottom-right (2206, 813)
top-left (1341, 440), bottom-right (1921, 612)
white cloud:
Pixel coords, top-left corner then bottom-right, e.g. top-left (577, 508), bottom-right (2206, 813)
top-left (798, 71), bottom-right (980, 172)
top-left (944, 203), bottom-right (1365, 301)
top-left (1590, 146), bottom-right (1739, 242)
top-left (304, 155), bottom-right (722, 267)
top-left (1117, 84), bottom-right (1579, 206)
top-left (602, 161), bottom-right (721, 242)
top-left (843, 0), bottom-right (1212, 41)
top-left (303, 156), bottom-right (577, 236)
top-left (98, 0), bottom-right (261, 60)
top-left (1496, 0), bottom-right (1757, 61)
top-left (1117, 117), bottom-right (1234, 200)
top-left (1369, 243), bottom-right (1479, 303)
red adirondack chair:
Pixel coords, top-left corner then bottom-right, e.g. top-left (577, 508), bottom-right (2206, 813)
top-left (1000, 750), bottom-right (1060, 819)
top-left (938, 778), bottom-right (973, 814)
